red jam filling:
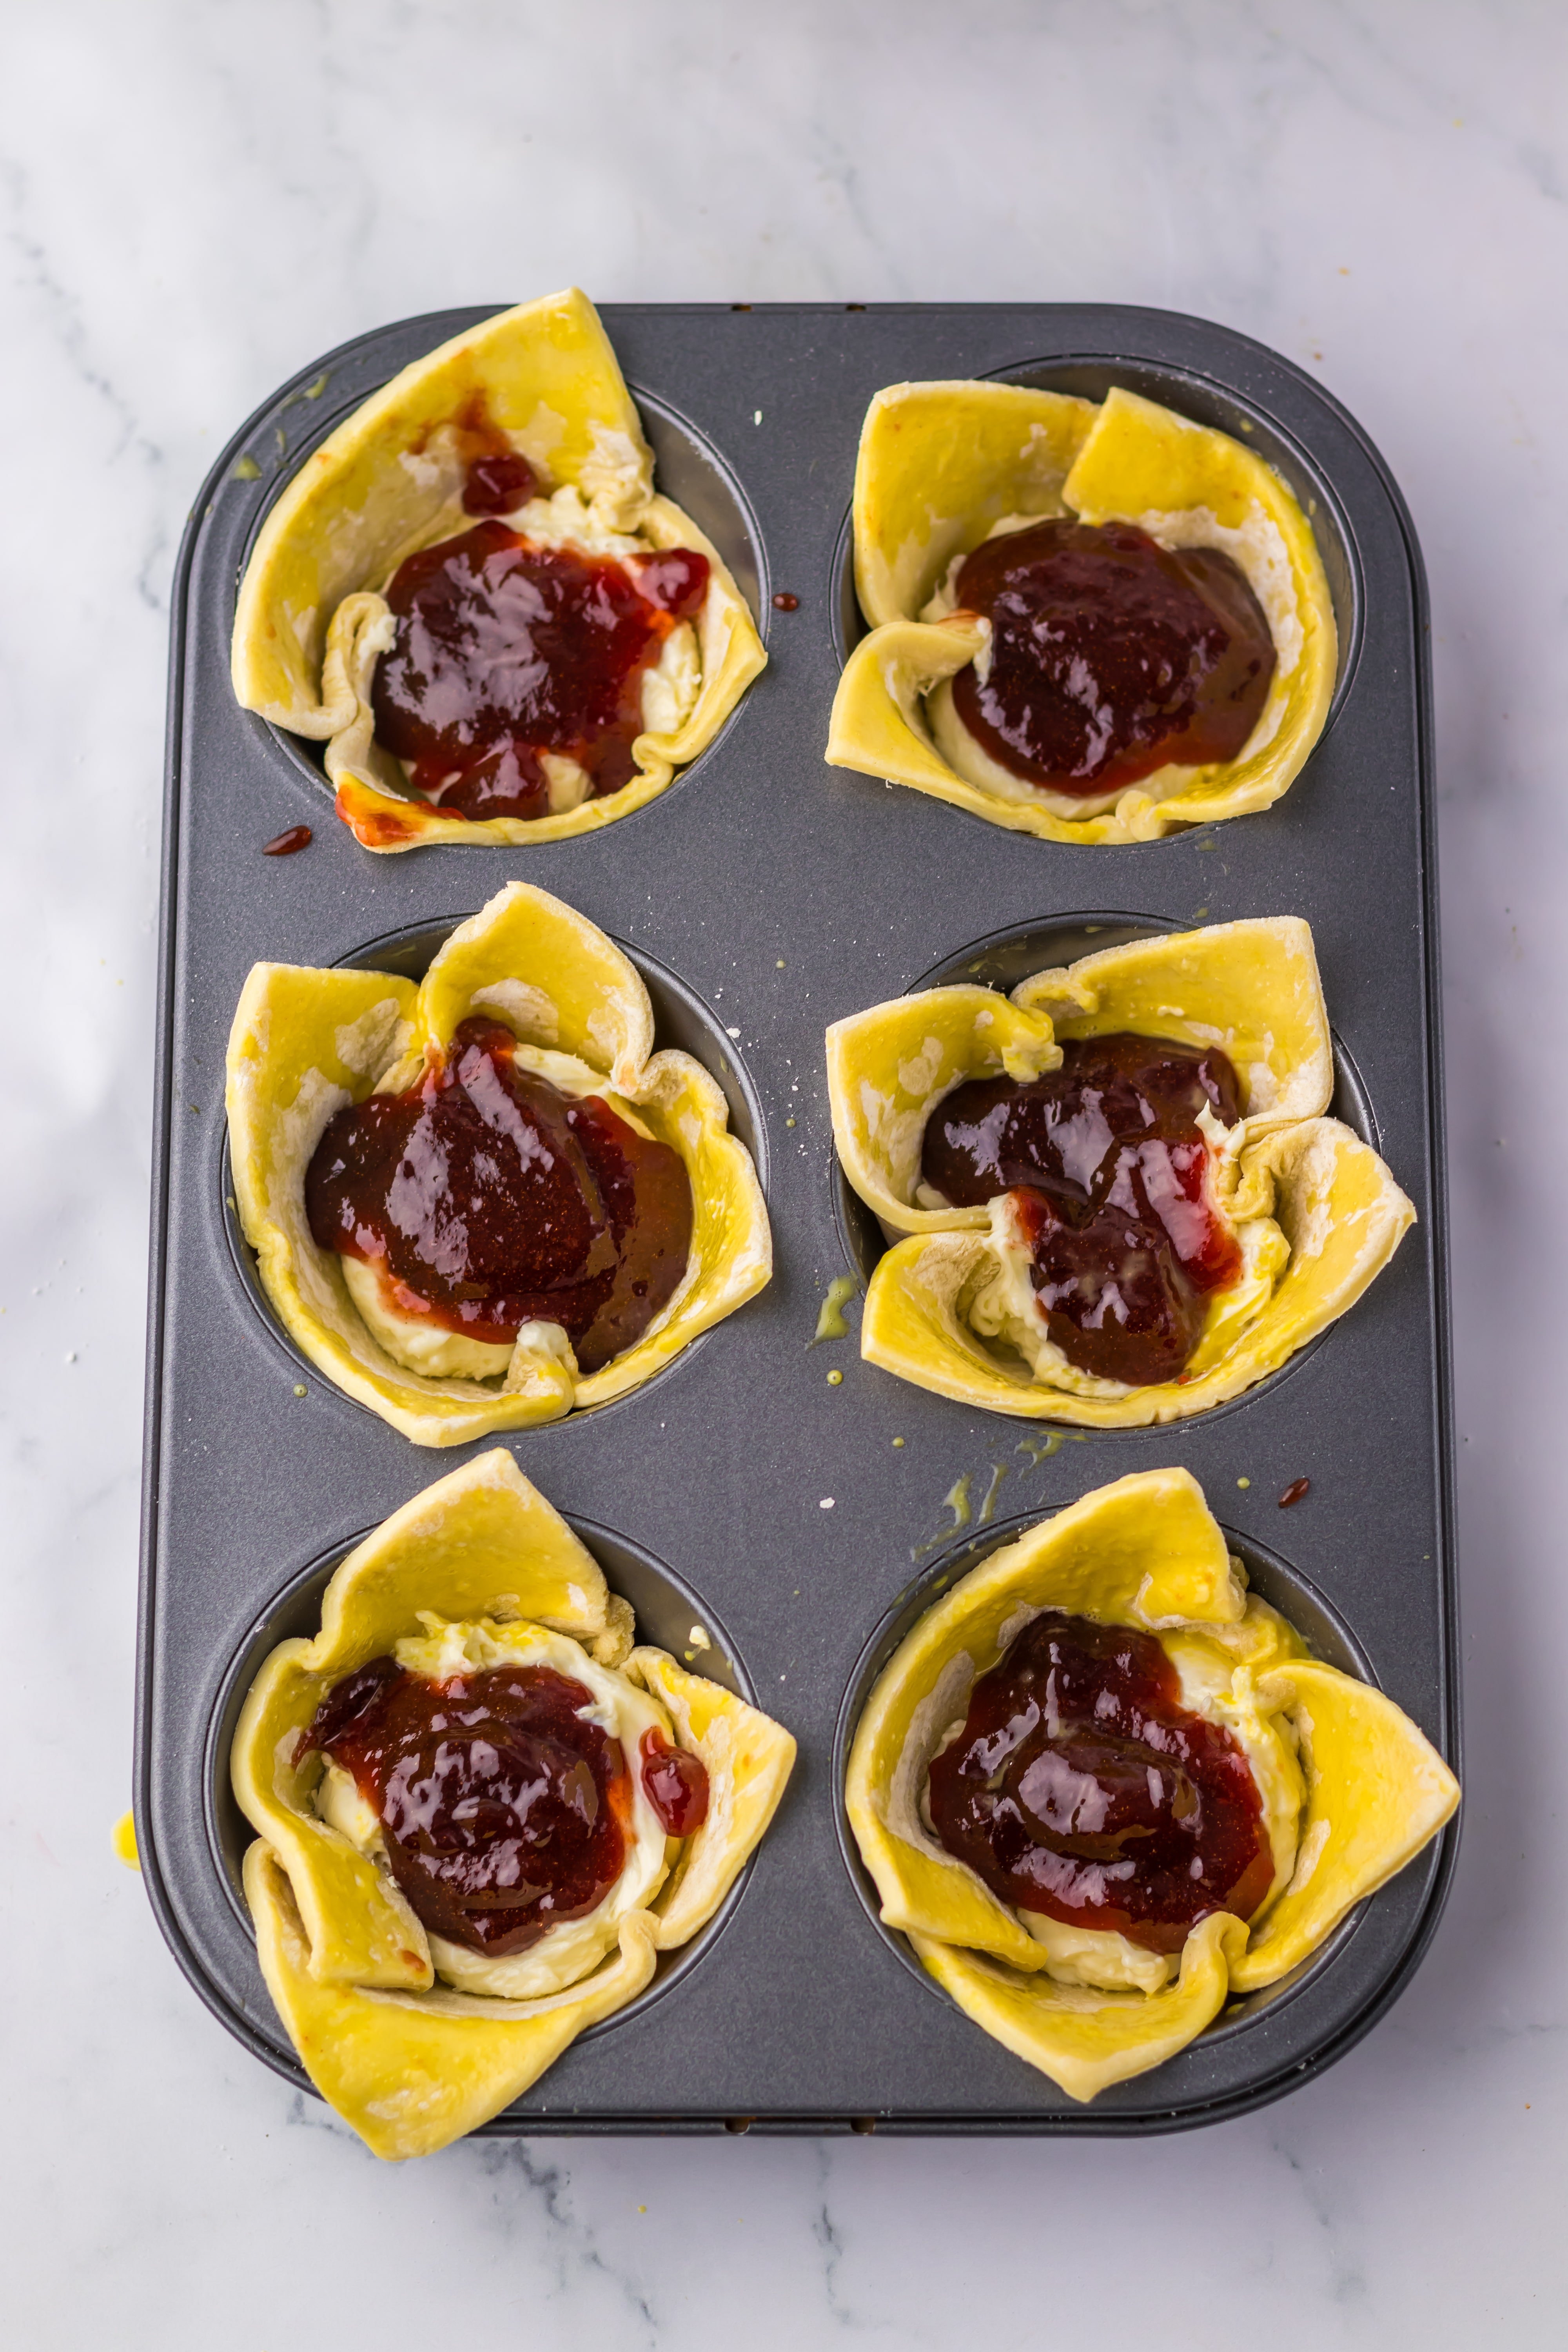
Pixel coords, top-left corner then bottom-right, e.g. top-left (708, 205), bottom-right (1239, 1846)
top-left (639, 1727), bottom-right (711, 1837)
top-left (304, 1015), bottom-right (693, 1376)
top-left (921, 1032), bottom-right (1244, 1385)
top-left (296, 1658), bottom-right (633, 1955)
top-left (949, 518), bottom-right (1276, 798)
top-left (368, 451), bottom-right (710, 821)
top-left (927, 1610), bottom-right (1274, 1953)
top-left (462, 449), bottom-right (538, 515)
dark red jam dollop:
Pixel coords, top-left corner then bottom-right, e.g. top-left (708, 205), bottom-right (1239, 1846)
top-left (297, 1657), bottom-right (632, 1955)
top-left (304, 1016), bottom-right (693, 1376)
top-left (461, 449), bottom-right (537, 516)
top-left (368, 451), bottom-right (710, 820)
top-left (639, 1727), bottom-right (710, 1837)
top-left (922, 1031), bottom-right (1244, 1385)
top-left (927, 1610), bottom-right (1273, 1952)
top-left (949, 519), bottom-right (1276, 798)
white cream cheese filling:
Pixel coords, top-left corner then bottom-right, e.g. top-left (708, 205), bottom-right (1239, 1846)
top-left (888, 1597), bottom-right (1305, 1996)
top-left (338, 1043), bottom-right (661, 1383)
top-left (313, 1615), bottom-right (675, 2001)
top-left (640, 620), bottom-right (702, 736)
top-left (919, 502), bottom-right (1301, 821)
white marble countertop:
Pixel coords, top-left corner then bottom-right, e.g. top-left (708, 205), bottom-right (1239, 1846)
top-left (5, 0), bottom-right (1564, 2337)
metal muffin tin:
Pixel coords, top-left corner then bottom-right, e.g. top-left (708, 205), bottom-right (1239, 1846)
top-left (140, 303), bottom-right (1457, 2134)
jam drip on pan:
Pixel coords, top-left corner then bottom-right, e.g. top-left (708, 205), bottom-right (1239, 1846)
top-left (297, 1659), bottom-right (633, 1955)
top-left (949, 519), bottom-right (1276, 797)
top-left (922, 1032), bottom-right (1244, 1385)
top-left (305, 1016), bottom-right (693, 1376)
top-left (369, 453), bottom-right (710, 820)
top-left (927, 1610), bottom-right (1273, 1953)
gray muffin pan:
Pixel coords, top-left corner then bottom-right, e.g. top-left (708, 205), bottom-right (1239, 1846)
top-left (139, 302), bottom-right (1457, 2133)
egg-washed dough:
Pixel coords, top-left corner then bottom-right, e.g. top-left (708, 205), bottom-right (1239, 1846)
top-left (826, 916), bottom-right (1413, 1429)
top-left (233, 1450), bottom-right (797, 2160)
top-left (231, 287), bottom-right (766, 852)
top-left (225, 879), bottom-right (772, 1446)
top-left (825, 380), bottom-right (1337, 843)
top-left (845, 1466), bottom-right (1458, 2102)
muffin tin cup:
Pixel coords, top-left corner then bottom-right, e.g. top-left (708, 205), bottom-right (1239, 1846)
top-left (218, 916), bottom-right (767, 1418)
top-left (248, 366), bottom-right (771, 827)
top-left (833, 1516), bottom-right (1388, 2071)
top-left (205, 1519), bottom-right (759, 2073)
top-left (140, 302), bottom-right (1457, 2134)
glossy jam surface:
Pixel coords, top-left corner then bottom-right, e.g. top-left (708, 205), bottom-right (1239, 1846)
top-left (922, 1031), bottom-right (1244, 1385)
top-left (462, 449), bottom-right (537, 515)
top-left (639, 1727), bottom-right (710, 1837)
top-left (305, 1016), bottom-right (693, 1375)
top-left (298, 1657), bottom-right (633, 1955)
top-left (261, 824), bottom-right (312, 856)
top-left (927, 1610), bottom-right (1273, 1952)
top-left (950, 519), bottom-right (1276, 798)
top-left (368, 452), bottom-right (709, 821)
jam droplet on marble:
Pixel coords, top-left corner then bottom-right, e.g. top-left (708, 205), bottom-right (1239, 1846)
top-left (297, 1659), bottom-right (632, 1955)
top-left (639, 1727), bottom-right (710, 1836)
top-left (368, 452), bottom-right (710, 820)
top-left (950, 518), bottom-right (1276, 797)
top-left (926, 1610), bottom-right (1273, 1951)
top-left (921, 1031), bottom-right (1244, 1386)
top-left (261, 824), bottom-right (312, 855)
top-left (304, 1016), bottom-right (693, 1375)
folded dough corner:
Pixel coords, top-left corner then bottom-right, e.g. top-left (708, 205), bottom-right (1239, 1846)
top-left (233, 1450), bottom-right (796, 2159)
top-left (844, 1466), bottom-right (1457, 2103)
top-left (232, 286), bottom-right (766, 850)
top-left (827, 379), bottom-right (1336, 842)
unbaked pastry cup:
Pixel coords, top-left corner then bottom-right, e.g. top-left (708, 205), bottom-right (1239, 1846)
top-left (225, 880), bottom-right (771, 1445)
top-left (231, 287), bottom-right (767, 850)
top-left (826, 916), bottom-right (1412, 1427)
top-left (841, 1466), bottom-right (1457, 2103)
top-left (826, 379), bottom-right (1336, 842)
top-left (230, 1450), bottom-right (796, 2159)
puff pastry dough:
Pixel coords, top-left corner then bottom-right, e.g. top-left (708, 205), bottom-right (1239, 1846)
top-left (827, 917), bottom-right (1412, 1426)
top-left (845, 1466), bottom-right (1457, 2101)
top-left (226, 880), bottom-right (771, 1444)
top-left (232, 287), bottom-right (766, 850)
top-left (234, 1450), bottom-right (796, 2158)
top-left (827, 380), bottom-right (1336, 841)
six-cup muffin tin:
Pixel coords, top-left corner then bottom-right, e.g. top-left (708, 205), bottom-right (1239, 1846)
top-left (138, 302), bottom-right (1458, 2134)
